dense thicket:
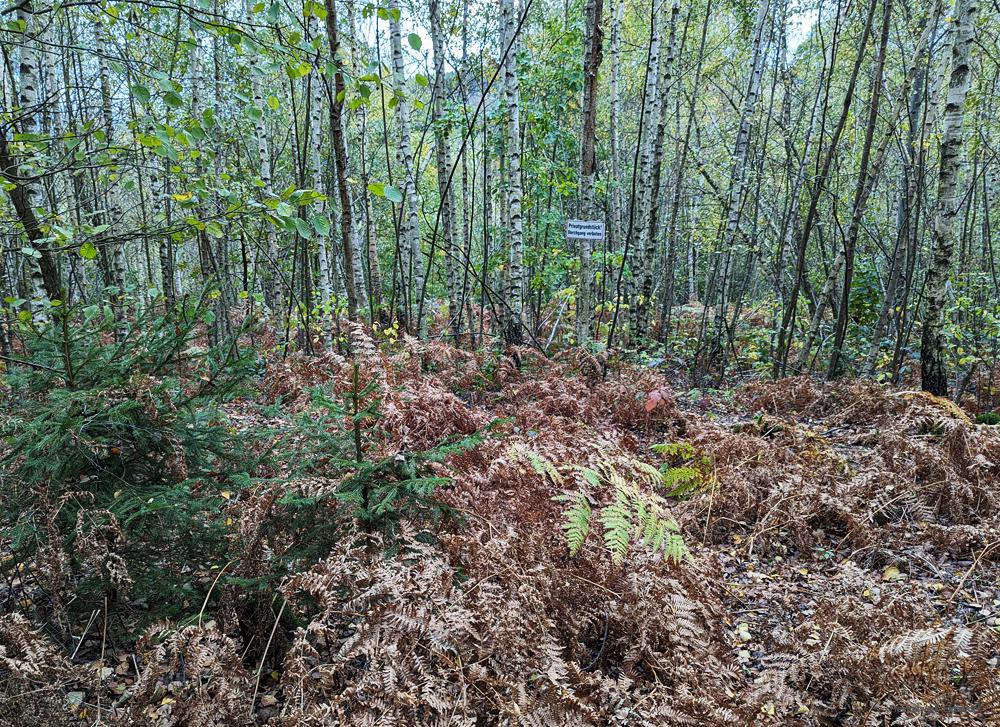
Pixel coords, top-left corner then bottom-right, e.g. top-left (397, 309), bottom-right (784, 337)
top-left (2, 0), bottom-right (997, 394)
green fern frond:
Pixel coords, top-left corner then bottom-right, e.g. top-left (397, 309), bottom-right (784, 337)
top-left (572, 465), bottom-right (602, 488)
top-left (561, 492), bottom-right (591, 556)
top-left (600, 488), bottom-right (633, 564)
top-left (635, 460), bottom-right (664, 487)
top-left (532, 446), bottom-right (688, 565)
top-left (662, 465), bottom-right (703, 497)
top-left (512, 444), bottom-right (564, 486)
top-left (651, 441), bottom-right (696, 460)
top-left (663, 533), bottom-right (689, 563)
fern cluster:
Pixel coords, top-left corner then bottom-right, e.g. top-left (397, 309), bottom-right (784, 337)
top-left (651, 441), bottom-right (711, 497)
top-left (513, 445), bottom-right (688, 564)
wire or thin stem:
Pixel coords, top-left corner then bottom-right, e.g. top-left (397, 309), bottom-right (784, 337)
top-left (250, 598), bottom-right (287, 716)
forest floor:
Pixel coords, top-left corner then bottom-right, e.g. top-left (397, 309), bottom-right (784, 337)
top-left (3, 335), bottom-right (1000, 725)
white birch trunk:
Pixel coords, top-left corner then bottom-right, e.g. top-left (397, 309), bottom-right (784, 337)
top-left (388, 0), bottom-right (426, 338)
top-left (94, 16), bottom-right (129, 333)
top-left (633, 0), bottom-right (679, 333)
top-left (245, 0), bottom-right (279, 311)
top-left (921, 0), bottom-right (979, 395)
top-left (430, 0), bottom-right (459, 337)
top-left (712, 0), bottom-right (770, 345)
top-left (502, 0), bottom-right (524, 345)
top-left (308, 16), bottom-right (333, 350)
top-left (16, 2), bottom-right (51, 325)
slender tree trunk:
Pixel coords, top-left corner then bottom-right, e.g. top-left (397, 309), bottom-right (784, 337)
top-left (94, 16), bottom-right (130, 335)
top-left (710, 0), bottom-right (770, 360)
top-left (635, 0), bottom-right (679, 335)
top-left (627, 0), bottom-right (663, 330)
top-left (576, 0), bottom-right (604, 345)
top-left (308, 15), bottom-right (333, 349)
top-left (12, 2), bottom-right (58, 323)
top-left (502, 0), bottom-right (525, 346)
top-left (921, 0), bottom-right (979, 395)
top-left (430, 0), bottom-right (460, 338)
top-left (773, 0), bottom-right (877, 376)
top-left (323, 0), bottom-right (359, 322)
top-left (388, 0), bottom-right (426, 337)
top-left (829, 0), bottom-right (937, 377)
top-left (244, 0), bottom-right (279, 312)
top-left (608, 0), bottom-right (624, 273)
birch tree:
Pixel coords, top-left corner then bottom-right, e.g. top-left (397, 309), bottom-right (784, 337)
top-left (388, 0), bottom-right (425, 337)
top-left (430, 0), bottom-right (460, 337)
top-left (921, 0), bottom-right (979, 395)
top-left (502, 0), bottom-right (524, 346)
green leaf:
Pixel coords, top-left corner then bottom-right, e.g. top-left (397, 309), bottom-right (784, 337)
top-left (407, 32), bottom-right (422, 51)
top-left (79, 242), bottom-right (98, 260)
top-left (205, 221), bottom-right (224, 239)
top-left (132, 84), bottom-right (151, 104)
top-left (293, 217), bottom-right (313, 239)
top-left (312, 214), bottom-right (331, 236)
top-left (383, 184), bottom-right (402, 204)
top-left (163, 91), bottom-right (183, 108)
top-left (415, 73), bottom-right (429, 87)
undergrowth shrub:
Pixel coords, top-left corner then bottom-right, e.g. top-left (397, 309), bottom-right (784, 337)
top-left (212, 326), bottom-right (484, 663)
top-left (118, 621), bottom-right (255, 726)
top-left (1, 298), bottom-right (255, 631)
top-left (263, 328), bottom-right (484, 535)
top-left (651, 441), bottom-right (711, 497)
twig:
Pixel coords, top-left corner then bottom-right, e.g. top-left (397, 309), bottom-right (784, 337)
top-left (250, 598), bottom-right (287, 716)
top-left (198, 559), bottom-right (237, 627)
top-left (70, 609), bottom-right (99, 660)
top-left (947, 539), bottom-right (1000, 604)
top-left (0, 353), bottom-right (62, 373)
top-left (702, 467), bottom-right (719, 545)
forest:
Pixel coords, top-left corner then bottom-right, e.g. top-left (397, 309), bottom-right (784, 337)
top-left (2, 0), bottom-right (1000, 723)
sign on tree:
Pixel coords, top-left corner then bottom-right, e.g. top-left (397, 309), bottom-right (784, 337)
top-left (566, 219), bottom-right (605, 241)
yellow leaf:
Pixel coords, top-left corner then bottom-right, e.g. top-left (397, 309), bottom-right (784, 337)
top-left (882, 565), bottom-right (903, 582)
top-left (171, 192), bottom-right (193, 202)
top-left (221, 490), bottom-right (231, 500)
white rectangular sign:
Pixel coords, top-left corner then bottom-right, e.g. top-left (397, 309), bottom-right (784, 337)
top-left (566, 219), bottom-right (606, 241)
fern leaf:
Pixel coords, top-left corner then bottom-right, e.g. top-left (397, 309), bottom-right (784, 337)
top-left (600, 489), bottom-right (633, 564)
top-left (562, 492), bottom-right (592, 556)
